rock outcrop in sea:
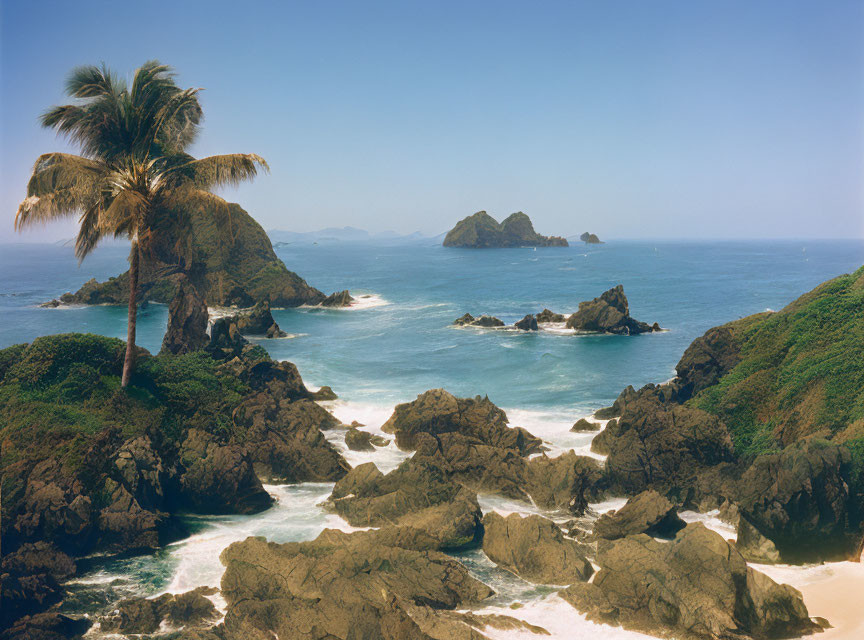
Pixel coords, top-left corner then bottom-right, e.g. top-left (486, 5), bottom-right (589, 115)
top-left (453, 313), bottom-right (505, 327)
top-left (443, 211), bottom-right (568, 248)
top-left (57, 200), bottom-right (326, 308)
top-left (579, 232), bottom-right (603, 244)
top-left (566, 285), bottom-right (661, 334)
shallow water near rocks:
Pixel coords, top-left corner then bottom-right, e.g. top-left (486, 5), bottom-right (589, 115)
top-left (3, 239), bottom-right (864, 638)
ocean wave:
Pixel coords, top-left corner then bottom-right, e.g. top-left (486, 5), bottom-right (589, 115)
top-left (302, 292), bottom-right (390, 311)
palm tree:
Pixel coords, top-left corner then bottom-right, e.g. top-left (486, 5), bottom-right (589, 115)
top-left (15, 61), bottom-right (268, 386)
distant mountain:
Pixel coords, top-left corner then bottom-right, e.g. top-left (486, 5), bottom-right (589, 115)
top-left (443, 211), bottom-right (568, 248)
top-left (268, 226), bottom-right (434, 245)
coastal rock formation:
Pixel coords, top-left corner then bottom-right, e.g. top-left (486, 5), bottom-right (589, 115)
top-left (160, 275), bottom-right (209, 355)
top-left (59, 201), bottom-right (325, 308)
top-left (561, 524), bottom-right (819, 639)
top-left (443, 211), bottom-right (568, 248)
top-left (570, 418), bottom-right (599, 432)
top-left (514, 314), bottom-right (538, 331)
top-left (100, 587), bottom-right (219, 634)
top-left (579, 232), bottom-right (603, 244)
top-left (536, 308), bottom-right (565, 323)
top-left (218, 529), bottom-right (494, 639)
top-left (0, 613), bottom-right (91, 640)
top-left (592, 490), bottom-right (686, 540)
top-left (381, 388), bottom-right (543, 455)
top-left (566, 285), bottom-right (660, 334)
top-left (233, 300), bottom-right (286, 337)
top-left (453, 313), bottom-right (505, 327)
top-left (0, 542), bottom-right (75, 630)
top-left (482, 512), bottom-right (593, 584)
top-left (736, 515), bottom-right (781, 564)
top-left (344, 427), bottom-right (375, 451)
top-left (320, 289), bottom-right (355, 307)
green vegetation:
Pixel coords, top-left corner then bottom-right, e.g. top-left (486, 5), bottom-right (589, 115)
top-left (0, 334), bottom-right (249, 474)
top-left (15, 61), bottom-right (267, 385)
top-left (693, 265), bottom-right (864, 458)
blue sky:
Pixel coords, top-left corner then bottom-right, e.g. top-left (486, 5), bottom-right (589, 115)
top-left (1, 0), bottom-right (862, 241)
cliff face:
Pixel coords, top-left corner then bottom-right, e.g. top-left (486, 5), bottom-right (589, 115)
top-left (61, 201), bottom-right (325, 308)
top-left (443, 211), bottom-right (568, 248)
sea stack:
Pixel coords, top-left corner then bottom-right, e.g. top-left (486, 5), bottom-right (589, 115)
top-left (443, 211), bottom-right (568, 248)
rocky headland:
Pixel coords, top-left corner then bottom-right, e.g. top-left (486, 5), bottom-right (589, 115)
top-left (443, 211), bottom-right (568, 248)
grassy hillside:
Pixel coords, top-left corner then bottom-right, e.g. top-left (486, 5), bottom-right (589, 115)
top-left (692, 265), bottom-right (864, 460)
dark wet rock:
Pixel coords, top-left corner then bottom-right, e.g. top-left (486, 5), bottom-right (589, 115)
top-left (674, 325), bottom-right (741, 401)
top-left (736, 440), bottom-right (857, 561)
top-left (310, 385), bottom-right (337, 400)
top-left (444, 211), bottom-right (568, 248)
top-left (570, 418), bottom-right (598, 432)
top-left (565, 285), bottom-right (658, 335)
top-left (177, 429), bottom-right (273, 514)
top-left (0, 543), bottom-right (75, 630)
top-left (536, 308), bottom-right (565, 323)
top-left (381, 388), bottom-right (543, 455)
top-left (0, 612), bottom-right (92, 640)
top-left (100, 587), bottom-right (220, 634)
top-left (321, 289), bottom-right (354, 307)
top-left (160, 276), bottom-right (209, 355)
top-left (233, 300), bottom-right (286, 337)
top-left (453, 313), bottom-right (475, 326)
top-left (207, 316), bottom-right (249, 359)
top-left (599, 391), bottom-right (736, 499)
top-left (560, 523), bottom-right (819, 640)
top-left (736, 515), bottom-right (781, 564)
top-left (482, 512), bottom-right (593, 584)
top-left (60, 201), bottom-right (325, 308)
top-left (1, 542), bottom-right (76, 581)
top-left (455, 313), bottom-right (506, 328)
top-left (579, 232), bottom-right (603, 244)
top-left (345, 427), bottom-right (375, 451)
top-left (218, 529), bottom-right (493, 640)
top-left (592, 490), bottom-right (685, 540)
top-left (514, 314), bottom-right (538, 331)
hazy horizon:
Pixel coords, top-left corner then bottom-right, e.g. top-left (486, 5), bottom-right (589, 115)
top-left (2, 0), bottom-right (863, 244)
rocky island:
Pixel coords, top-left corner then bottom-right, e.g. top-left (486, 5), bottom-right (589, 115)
top-left (55, 200), bottom-right (327, 308)
top-left (579, 232), bottom-right (603, 244)
top-left (443, 211), bottom-right (568, 248)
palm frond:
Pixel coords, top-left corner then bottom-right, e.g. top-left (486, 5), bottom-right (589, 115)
top-left (65, 63), bottom-right (124, 99)
top-left (74, 203), bottom-right (105, 260)
top-left (149, 88), bottom-right (203, 154)
top-left (165, 153), bottom-right (269, 190)
top-left (15, 191), bottom-right (85, 229)
top-left (25, 153), bottom-right (106, 197)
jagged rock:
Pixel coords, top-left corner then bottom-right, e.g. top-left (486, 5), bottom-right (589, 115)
top-left (592, 490), bottom-right (685, 540)
top-left (736, 440), bottom-right (856, 561)
top-left (579, 232), bottom-right (603, 244)
top-left (218, 529), bottom-right (493, 640)
top-left (310, 385), bottom-right (337, 400)
top-left (207, 316), bottom-right (249, 359)
top-left (454, 314), bottom-right (505, 328)
top-left (100, 587), bottom-right (220, 634)
top-left (233, 300), bottom-right (286, 337)
top-left (482, 512), bottom-right (593, 584)
top-left (0, 542), bottom-right (76, 581)
top-left (381, 389), bottom-right (543, 455)
top-left (160, 276), bottom-right (209, 355)
top-left (321, 290), bottom-right (354, 307)
top-left (453, 313), bottom-right (476, 326)
top-left (59, 201), bottom-right (325, 307)
top-left (443, 211), bottom-right (568, 248)
top-left (514, 314), bottom-right (538, 331)
top-left (525, 452), bottom-right (604, 514)
top-left (560, 523), bottom-right (819, 639)
top-left (536, 308), bottom-right (565, 323)
top-left (0, 612), bottom-right (91, 640)
top-left (345, 427), bottom-right (375, 451)
top-left (599, 390), bottom-right (736, 499)
top-left (327, 459), bottom-right (482, 550)
top-left (736, 515), bottom-right (781, 564)
top-left (570, 418), bottom-right (598, 432)
top-left (232, 394), bottom-right (349, 483)
top-left (565, 285), bottom-right (658, 335)
top-left (674, 326), bottom-right (741, 401)
top-left (177, 429), bottom-right (273, 514)
top-left (0, 543), bottom-right (77, 630)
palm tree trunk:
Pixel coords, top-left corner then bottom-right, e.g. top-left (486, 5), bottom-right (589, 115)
top-left (121, 244), bottom-right (140, 387)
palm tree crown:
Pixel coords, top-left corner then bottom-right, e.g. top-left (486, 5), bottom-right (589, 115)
top-left (16, 61), bottom-right (268, 385)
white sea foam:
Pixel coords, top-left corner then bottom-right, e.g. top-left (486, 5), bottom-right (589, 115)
top-left (679, 509), bottom-right (737, 540)
top-left (301, 292), bottom-right (390, 310)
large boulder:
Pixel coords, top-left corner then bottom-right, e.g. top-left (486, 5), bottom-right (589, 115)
top-left (100, 587), bottom-right (220, 634)
top-left (454, 314), bottom-right (505, 328)
top-left (561, 523), bottom-right (820, 639)
top-left (160, 275), bottom-right (209, 355)
top-left (736, 440), bottom-right (857, 561)
top-left (218, 529), bottom-right (493, 640)
top-left (514, 314), bottom-right (538, 331)
top-left (177, 429), bottom-right (273, 514)
top-left (592, 490), bottom-right (685, 540)
top-left (443, 211), bottom-right (568, 248)
top-left (674, 326), bottom-right (741, 401)
top-left (536, 308), bottom-right (565, 323)
top-left (482, 512), bottom-right (593, 584)
top-left (565, 285), bottom-right (658, 335)
top-left (60, 202), bottom-right (325, 308)
top-left (524, 451), bottom-right (605, 514)
top-left (381, 389), bottom-right (543, 455)
top-left (232, 300), bottom-right (286, 337)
